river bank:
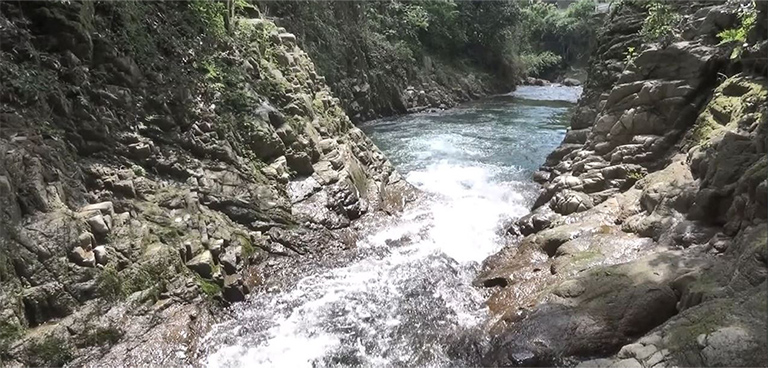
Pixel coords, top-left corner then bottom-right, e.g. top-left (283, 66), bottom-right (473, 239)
top-left (476, 2), bottom-right (768, 366)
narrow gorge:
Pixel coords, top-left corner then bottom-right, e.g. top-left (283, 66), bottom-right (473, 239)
top-left (0, 1), bottom-right (766, 368)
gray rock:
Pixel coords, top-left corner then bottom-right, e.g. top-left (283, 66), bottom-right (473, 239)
top-left (81, 201), bottom-right (114, 216)
top-left (114, 180), bottom-right (136, 197)
top-left (128, 142), bottom-right (152, 159)
top-left (186, 250), bottom-right (214, 279)
top-left (278, 32), bottom-right (297, 45)
top-left (209, 238), bottom-right (224, 257)
top-left (77, 232), bottom-right (95, 250)
top-left (87, 214), bottom-right (110, 235)
top-left (562, 78), bottom-right (582, 87)
top-left (93, 245), bottom-right (108, 265)
top-left (223, 274), bottom-right (246, 302)
top-left (220, 248), bottom-right (239, 274)
top-left (550, 190), bottom-right (594, 215)
top-left (286, 151), bottom-right (314, 176)
top-left (533, 170), bottom-right (551, 184)
top-left (612, 358), bottom-right (643, 368)
top-left (70, 246), bottom-right (96, 267)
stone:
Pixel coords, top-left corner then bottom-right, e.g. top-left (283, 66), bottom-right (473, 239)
top-left (533, 170), bottom-right (551, 184)
top-left (70, 246), bottom-right (95, 267)
top-left (210, 238), bottom-right (225, 257)
top-left (220, 248), bottom-right (239, 274)
top-left (550, 190), bottom-right (594, 215)
top-left (128, 142), bottom-right (152, 159)
top-left (318, 138), bottom-right (337, 154)
top-left (708, 232), bottom-right (730, 252)
top-left (701, 326), bottom-right (758, 366)
top-left (286, 151), bottom-right (314, 176)
top-left (87, 214), bottom-right (110, 235)
top-left (515, 210), bottom-right (558, 236)
top-left (278, 32), bottom-right (297, 45)
top-left (114, 180), bottom-right (136, 197)
top-left (611, 358), bottom-right (642, 368)
top-left (81, 201), bottom-right (115, 216)
top-left (618, 343), bottom-right (658, 361)
top-left (223, 274), bottom-right (246, 302)
top-left (563, 128), bottom-right (589, 144)
top-left (22, 283), bottom-right (78, 326)
top-left (313, 160), bottom-right (340, 185)
top-left (562, 78), bottom-right (582, 87)
top-left (77, 232), bottom-right (95, 251)
top-left (93, 245), bottom-right (108, 265)
top-left (186, 250), bottom-right (214, 279)
top-left (553, 280), bottom-right (585, 298)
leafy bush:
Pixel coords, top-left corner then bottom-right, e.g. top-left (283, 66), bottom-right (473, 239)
top-left (190, 0), bottom-right (227, 37)
top-left (96, 265), bottom-right (123, 302)
top-left (515, 0), bottom-right (600, 76)
top-left (25, 335), bottom-right (74, 367)
top-left (641, 1), bottom-right (681, 44)
top-left (519, 51), bottom-right (563, 76)
top-left (717, 1), bottom-right (757, 59)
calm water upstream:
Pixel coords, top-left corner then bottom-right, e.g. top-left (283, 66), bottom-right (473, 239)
top-left (201, 85), bottom-right (581, 367)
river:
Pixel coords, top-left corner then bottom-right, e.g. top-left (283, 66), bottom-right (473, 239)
top-left (201, 85), bottom-right (581, 367)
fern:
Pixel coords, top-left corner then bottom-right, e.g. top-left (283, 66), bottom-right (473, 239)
top-left (717, 1), bottom-right (757, 59)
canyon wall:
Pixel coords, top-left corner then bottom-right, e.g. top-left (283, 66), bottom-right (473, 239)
top-left (478, 1), bottom-right (768, 366)
top-left (0, 2), bottom-right (412, 366)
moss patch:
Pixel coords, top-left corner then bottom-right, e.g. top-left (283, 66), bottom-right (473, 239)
top-left (685, 75), bottom-right (767, 150)
top-left (78, 325), bottom-right (123, 348)
top-left (664, 300), bottom-right (731, 351)
top-left (196, 276), bottom-right (222, 300)
top-left (0, 320), bottom-right (23, 361)
top-left (25, 335), bottom-right (74, 368)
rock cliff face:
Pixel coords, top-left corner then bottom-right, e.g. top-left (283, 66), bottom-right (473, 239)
top-left (260, 2), bottom-right (508, 123)
top-left (0, 2), bottom-right (411, 366)
top-left (478, 1), bottom-right (767, 366)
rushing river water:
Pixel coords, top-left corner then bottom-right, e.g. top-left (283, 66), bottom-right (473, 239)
top-left (201, 85), bottom-right (581, 367)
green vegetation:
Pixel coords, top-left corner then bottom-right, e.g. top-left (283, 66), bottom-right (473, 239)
top-left (237, 233), bottom-right (256, 258)
top-left (96, 261), bottom-right (170, 303)
top-left (717, 1), bottom-right (758, 59)
top-left (78, 326), bottom-right (124, 348)
top-left (263, 0), bottom-right (600, 85)
top-left (196, 276), bottom-right (222, 300)
top-left (131, 164), bottom-right (146, 177)
top-left (624, 46), bottom-right (639, 65)
top-left (640, 1), bottom-right (681, 45)
top-left (96, 265), bottom-right (124, 302)
top-left (627, 170), bottom-right (646, 181)
top-left (0, 320), bottom-right (23, 361)
top-left (517, 0), bottom-right (601, 76)
top-left (25, 335), bottom-right (74, 367)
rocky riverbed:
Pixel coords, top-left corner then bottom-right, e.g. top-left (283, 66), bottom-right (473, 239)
top-left (198, 86), bottom-right (579, 367)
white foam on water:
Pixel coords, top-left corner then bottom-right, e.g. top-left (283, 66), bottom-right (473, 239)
top-left (202, 158), bottom-right (530, 368)
top-left (201, 87), bottom-right (573, 368)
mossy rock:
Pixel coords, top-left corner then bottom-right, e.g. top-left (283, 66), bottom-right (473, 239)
top-left (25, 334), bottom-right (74, 368)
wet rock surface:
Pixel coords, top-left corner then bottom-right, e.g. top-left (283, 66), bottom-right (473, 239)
top-left (478, 2), bottom-right (768, 367)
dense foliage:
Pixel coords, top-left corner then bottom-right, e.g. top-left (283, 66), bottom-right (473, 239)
top-left (261, 0), bottom-right (600, 82)
top-left (516, 0), bottom-right (602, 76)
